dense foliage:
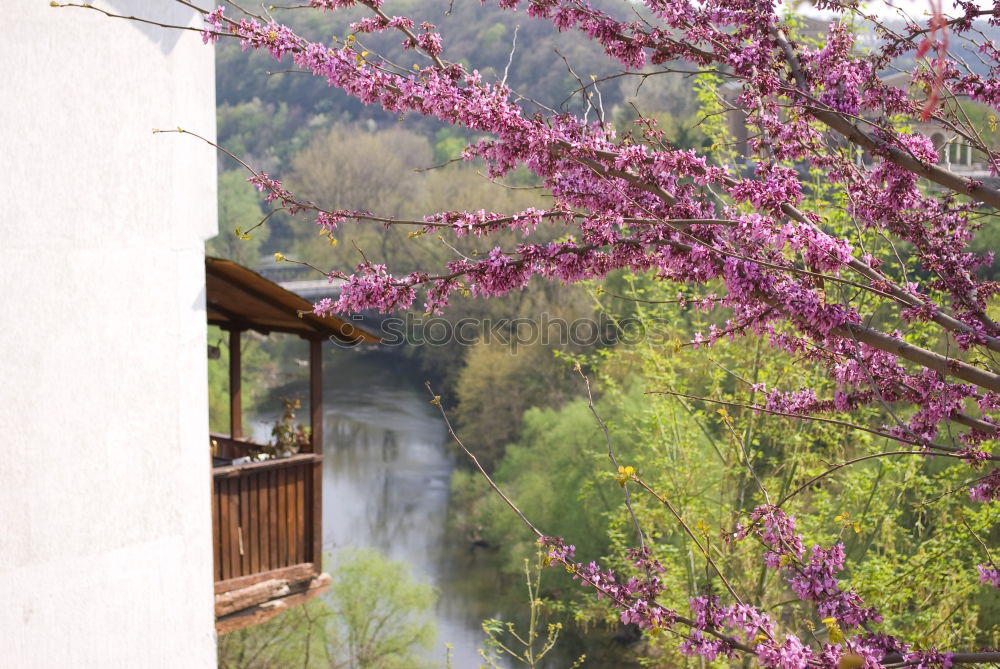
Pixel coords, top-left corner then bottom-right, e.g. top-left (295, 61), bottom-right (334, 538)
top-left (456, 276), bottom-right (1000, 664)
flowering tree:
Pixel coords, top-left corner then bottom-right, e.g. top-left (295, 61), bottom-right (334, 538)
top-left (61, 0), bottom-right (1000, 665)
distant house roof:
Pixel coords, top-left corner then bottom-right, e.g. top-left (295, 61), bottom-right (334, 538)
top-left (205, 256), bottom-right (378, 345)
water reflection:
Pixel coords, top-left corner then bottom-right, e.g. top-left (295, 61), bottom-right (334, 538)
top-left (324, 391), bottom-right (449, 563)
top-left (317, 351), bottom-right (500, 668)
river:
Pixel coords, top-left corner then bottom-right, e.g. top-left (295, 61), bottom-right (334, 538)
top-left (251, 346), bottom-right (511, 667)
top-left (318, 350), bottom-right (506, 667)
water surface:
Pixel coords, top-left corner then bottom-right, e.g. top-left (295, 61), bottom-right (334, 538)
top-left (258, 348), bottom-right (508, 667)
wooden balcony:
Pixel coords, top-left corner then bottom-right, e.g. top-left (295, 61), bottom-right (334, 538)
top-left (211, 440), bottom-right (328, 634)
top-left (203, 258), bottom-right (377, 634)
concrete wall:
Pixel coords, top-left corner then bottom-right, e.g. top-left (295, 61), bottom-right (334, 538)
top-left (0, 2), bottom-right (218, 666)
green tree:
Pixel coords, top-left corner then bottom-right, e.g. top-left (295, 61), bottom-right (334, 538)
top-left (325, 548), bottom-right (438, 669)
top-left (207, 169), bottom-right (268, 266)
top-left (217, 548), bottom-right (438, 668)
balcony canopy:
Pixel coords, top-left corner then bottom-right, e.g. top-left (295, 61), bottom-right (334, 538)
top-left (205, 256), bottom-right (378, 344)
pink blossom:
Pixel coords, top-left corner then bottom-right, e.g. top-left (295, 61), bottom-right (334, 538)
top-left (977, 563), bottom-right (1000, 588)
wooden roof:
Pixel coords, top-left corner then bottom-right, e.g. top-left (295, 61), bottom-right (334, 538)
top-left (205, 257), bottom-right (378, 345)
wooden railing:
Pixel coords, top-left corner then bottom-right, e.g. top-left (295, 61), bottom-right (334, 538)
top-left (212, 453), bottom-right (322, 585)
top-left (210, 433), bottom-right (256, 460)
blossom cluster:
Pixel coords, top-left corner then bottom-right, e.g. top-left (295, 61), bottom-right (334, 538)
top-left (537, 501), bottom-right (946, 668)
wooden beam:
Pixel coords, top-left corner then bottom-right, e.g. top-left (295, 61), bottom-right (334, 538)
top-left (212, 453), bottom-right (322, 479)
top-left (215, 562), bottom-right (318, 595)
top-left (209, 433), bottom-right (258, 460)
top-left (210, 270), bottom-right (335, 338)
top-left (309, 339), bottom-right (323, 454)
top-left (215, 572), bottom-right (331, 635)
top-left (215, 578), bottom-right (292, 618)
top-left (229, 329), bottom-right (242, 440)
top-left (207, 301), bottom-right (270, 335)
top-left (309, 338), bottom-right (324, 569)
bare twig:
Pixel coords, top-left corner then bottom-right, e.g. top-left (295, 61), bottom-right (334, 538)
top-left (424, 383), bottom-right (543, 538)
top-left (574, 363), bottom-right (646, 551)
top-left (501, 25), bottom-right (519, 87)
top-left (645, 389), bottom-right (989, 456)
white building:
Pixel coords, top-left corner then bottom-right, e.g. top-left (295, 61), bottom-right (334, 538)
top-left (1, 3), bottom-right (218, 666)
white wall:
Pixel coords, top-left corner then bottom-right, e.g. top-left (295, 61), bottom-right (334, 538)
top-left (0, 2), bottom-right (218, 666)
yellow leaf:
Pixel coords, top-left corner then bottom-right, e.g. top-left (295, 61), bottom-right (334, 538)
top-left (823, 617), bottom-right (845, 644)
top-left (274, 252), bottom-right (285, 262)
top-left (615, 465), bottom-right (636, 487)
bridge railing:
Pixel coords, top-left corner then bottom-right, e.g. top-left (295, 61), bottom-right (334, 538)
top-left (254, 265), bottom-right (313, 282)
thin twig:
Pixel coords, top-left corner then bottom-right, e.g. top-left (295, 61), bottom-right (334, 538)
top-left (645, 389), bottom-right (985, 456)
top-left (574, 363), bottom-right (646, 551)
top-left (424, 383), bottom-right (543, 538)
top-left (501, 25), bottom-right (519, 87)
top-left (629, 476), bottom-right (745, 604)
top-left (776, 450), bottom-right (982, 508)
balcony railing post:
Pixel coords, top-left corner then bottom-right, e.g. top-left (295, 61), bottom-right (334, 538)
top-left (309, 338), bottom-right (323, 454)
top-left (229, 328), bottom-right (243, 440)
top-left (308, 338), bottom-right (324, 569)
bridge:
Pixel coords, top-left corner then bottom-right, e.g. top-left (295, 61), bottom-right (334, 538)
top-left (255, 266), bottom-right (345, 301)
